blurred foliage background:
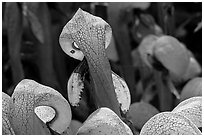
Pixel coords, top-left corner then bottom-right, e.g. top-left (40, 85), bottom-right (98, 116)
top-left (2, 2), bottom-right (202, 122)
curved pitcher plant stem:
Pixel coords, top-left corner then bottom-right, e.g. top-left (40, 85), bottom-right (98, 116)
top-left (59, 8), bottom-right (121, 117)
top-left (154, 69), bottom-right (173, 111)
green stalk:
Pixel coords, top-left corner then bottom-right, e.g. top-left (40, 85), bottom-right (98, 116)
top-left (157, 2), bottom-right (175, 35)
top-left (5, 3), bottom-right (24, 85)
top-left (107, 4), bottom-right (137, 103)
top-left (154, 70), bottom-right (173, 111)
top-left (81, 44), bottom-right (121, 118)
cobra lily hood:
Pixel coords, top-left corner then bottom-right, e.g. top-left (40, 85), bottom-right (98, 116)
top-left (140, 96), bottom-right (202, 135)
top-left (138, 35), bottom-right (190, 81)
top-left (59, 8), bottom-right (131, 117)
top-left (77, 107), bottom-right (133, 135)
top-left (59, 8), bottom-right (112, 61)
top-left (2, 92), bottom-right (15, 135)
top-left (180, 77), bottom-right (202, 102)
top-left (2, 79), bottom-right (72, 135)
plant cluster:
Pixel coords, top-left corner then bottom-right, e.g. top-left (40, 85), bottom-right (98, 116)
top-left (2, 2), bottom-right (202, 135)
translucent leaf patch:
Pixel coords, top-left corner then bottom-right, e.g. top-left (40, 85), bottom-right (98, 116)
top-left (112, 71), bottom-right (131, 114)
top-left (67, 72), bottom-right (84, 106)
top-left (34, 106), bottom-right (56, 124)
